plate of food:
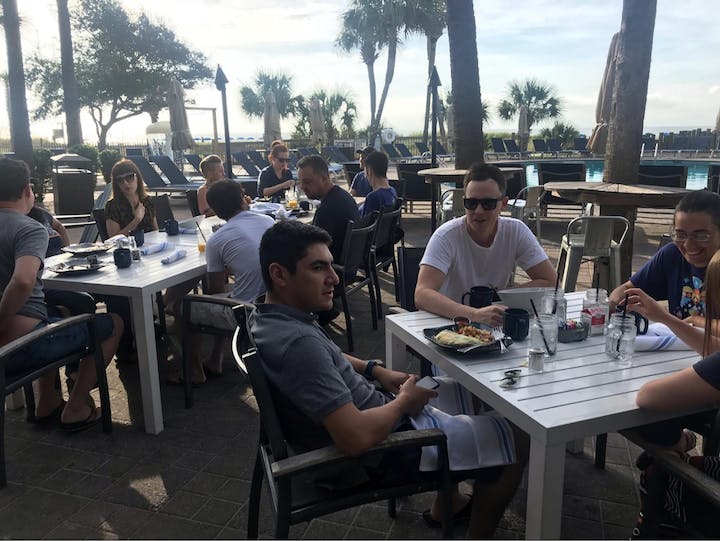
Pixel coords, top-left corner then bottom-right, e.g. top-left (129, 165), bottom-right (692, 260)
top-left (423, 322), bottom-right (511, 354)
top-left (47, 258), bottom-right (105, 276)
top-left (61, 242), bottom-right (111, 256)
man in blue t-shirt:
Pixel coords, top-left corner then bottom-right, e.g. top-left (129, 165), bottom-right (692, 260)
top-left (349, 146), bottom-right (373, 197)
top-left (610, 190), bottom-right (720, 323)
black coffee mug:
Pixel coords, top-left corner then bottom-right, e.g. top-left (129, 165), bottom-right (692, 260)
top-left (299, 200), bottom-right (311, 211)
top-left (461, 286), bottom-right (494, 309)
top-left (165, 219), bottom-right (179, 236)
top-left (615, 306), bottom-right (649, 335)
top-left (113, 248), bottom-right (132, 268)
top-left (130, 228), bottom-right (144, 247)
top-left (503, 308), bottom-right (530, 341)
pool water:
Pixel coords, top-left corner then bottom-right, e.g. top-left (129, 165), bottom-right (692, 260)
top-left (525, 160), bottom-right (714, 191)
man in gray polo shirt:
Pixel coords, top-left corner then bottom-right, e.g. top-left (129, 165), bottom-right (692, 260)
top-left (250, 220), bottom-right (528, 537)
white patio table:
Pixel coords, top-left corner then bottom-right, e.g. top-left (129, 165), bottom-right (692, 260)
top-left (385, 292), bottom-right (707, 538)
top-left (42, 227), bottom-right (206, 434)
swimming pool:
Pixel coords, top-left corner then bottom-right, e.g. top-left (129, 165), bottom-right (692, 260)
top-left (524, 159), bottom-right (716, 191)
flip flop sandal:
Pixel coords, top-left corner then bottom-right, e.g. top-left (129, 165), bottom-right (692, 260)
top-left (422, 498), bottom-right (473, 529)
top-left (29, 400), bottom-right (66, 424)
top-left (60, 404), bottom-right (101, 433)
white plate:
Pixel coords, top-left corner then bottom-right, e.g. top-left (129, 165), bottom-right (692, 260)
top-left (250, 202), bottom-right (282, 214)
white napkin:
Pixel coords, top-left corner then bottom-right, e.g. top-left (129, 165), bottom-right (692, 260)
top-left (634, 322), bottom-right (692, 351)
top-left (161, 250), bottom-right (187, 265)
top-left (178, 227), bottom-right (196, 234)
top-left (140, 241), bottom-right (170, 256)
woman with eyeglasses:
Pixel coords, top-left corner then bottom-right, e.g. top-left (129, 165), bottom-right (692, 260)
top-left (258, 141), bottom-right (295, 202)
top-left (610, 190), bottom-right (720, 327)
top-left (415, 162), bottom-right (557, 326)
top-left (104, 159), bottom-right (158, 237)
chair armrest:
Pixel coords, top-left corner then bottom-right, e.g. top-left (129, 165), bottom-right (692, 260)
top-left (271, 428), bottom-right (447, 478)
top-left (621, 429), bottom-right (720, 509)
top-left (181, 293), bottom-right (244, 325)
top-left (0, 313), bottom-right (93, 360)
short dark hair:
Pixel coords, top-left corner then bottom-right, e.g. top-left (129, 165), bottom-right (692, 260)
top-left (364, 151), bottom-right (388, 178)
top-left (297, 154), bottom-right (329, 177)
top-left (675, 190), bottom-right (720, 229)
top-left (463, 162), bottom-right (507, 195)
top-left (199, 154), bottom-right (222, 177)
top-left (206, 180), bottom-right (246, 220)
top-left (0, 158), bottom-right (31, 201)
top-left (259, 221), bottom-right (332, 292)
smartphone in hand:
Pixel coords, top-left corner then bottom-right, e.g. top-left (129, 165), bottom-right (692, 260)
top-left (416, 376), bottom-right (440, 390)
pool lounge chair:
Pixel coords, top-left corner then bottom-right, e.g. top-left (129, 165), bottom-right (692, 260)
top-left (382, 143), bottom-right (402, 161)
top-left (487, 138), bottom-right (509, 160)
top-left (126, 156), bottom-right (193, 194)
top-left (395, 143), bottom-right (415, 159)
top-left (247, 149), bottom-right (270, 169)
top-left (150, 155), bottom-right (204, 187)
top-left (184, 153), bottom-right (203, 175)
top-left (637, 164), bottom-right (687, 188)
top-left (414, 141), bottom-right (430, 156)
top-left (548, 138), bottom-right (576, 157)
top-left (503, 139), bottom-right (527, 159)
top-left (573, 137), bottom-right (590, 156)
top-left (322, 146), bottom-right (349, 164)
top-left (232, 152), bottom-right (261, 177)
top-left (532, 138), bottom-right (553, 157)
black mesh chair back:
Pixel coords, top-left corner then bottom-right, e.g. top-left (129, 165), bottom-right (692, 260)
top-left (247, 150), bottom-right (270, 169)
top-left (150, 155), bottom-right (196, 186)
top-left (548, 139), bottom-right (563, 153)
top-left (504, 139), bottom-right (520, 153)
top-left (342, 162), bottom-right (362, 188)
top-left (151, 194), bottom-right (174, 225)
top-left (186, 189), bottom-right (200, 217)
top-left (708, 165), bottom-right (720, 193)
top-left (397, 246), bottom-right (425, 312)
top-left (92, 208), bottom-right (109, 241)
top-left (396, 162), bottom-right (433, 210)
top-left (232, 152), bottom-right (261, 177)
top-left (415, 141), bottom-right (430, 155)
top-left (491, 138), bottom-right (507, 154)
top-left (336, 218), bottom-right (378, 351)
top-left (538, 162), bottom-right (586, 206)
top-left (533, 139), bottom-right (549, 152)
top-left (370, 200), bottom-right (403, 318)
top-left (382, 143), bottom-right (401, 159)
top-left (638, 165), bottom-right (687, 188)
top-left (239, 179), bottom-right (258, 199)
top-left (395, 142), bottom-right (414, 158)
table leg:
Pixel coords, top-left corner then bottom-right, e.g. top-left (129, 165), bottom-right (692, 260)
top-left (130, 294), bottom-right (164, 434)
top-left (525, 439), bottom-right (565, 539)
top-left (430, 180), bottom-right (438, 231)
top-left (385, 326), bottom-right (406, 372)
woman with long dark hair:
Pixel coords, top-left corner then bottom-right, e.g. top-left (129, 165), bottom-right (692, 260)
top-left (104, 159), bottom-right (158, 236)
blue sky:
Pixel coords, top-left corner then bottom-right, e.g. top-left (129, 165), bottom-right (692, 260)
top-left (6, 0), bottom-right (720, 143)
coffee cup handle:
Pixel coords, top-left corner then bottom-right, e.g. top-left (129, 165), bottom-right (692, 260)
top-left (637, 315), bottom-right (649, 335)
top-left (461, 292), bottom-right (470, 306)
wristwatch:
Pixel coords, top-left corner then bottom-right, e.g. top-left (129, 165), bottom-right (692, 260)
top-left (364, 359), bottom-right (383, 380)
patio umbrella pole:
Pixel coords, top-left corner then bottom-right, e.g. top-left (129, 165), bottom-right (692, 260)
top-left (430, 67), bottom-right (441, 169)
top-left (215, 66), bottom-right (234, 179)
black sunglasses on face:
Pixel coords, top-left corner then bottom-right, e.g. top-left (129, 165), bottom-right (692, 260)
top-left (463, 197), bottom-right (504, 211)
top-left (115, 172), bottom-right (136, 183)
top-left (275, 157), bottom-right (290, 163)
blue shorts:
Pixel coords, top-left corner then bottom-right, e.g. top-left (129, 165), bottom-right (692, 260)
top-left (5, 313), bottom-right (115, 376)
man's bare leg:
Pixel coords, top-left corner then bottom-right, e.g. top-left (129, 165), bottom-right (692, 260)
top-left (61, 314), bottom-right (123, 424)
top-left (466, 423), bottom-right (530, 538)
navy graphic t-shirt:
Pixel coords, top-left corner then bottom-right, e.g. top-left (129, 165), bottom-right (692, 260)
top-left (630, 243), bottom-right (706, 319)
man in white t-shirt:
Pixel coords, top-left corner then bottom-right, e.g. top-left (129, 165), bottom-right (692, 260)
top-left (416, 163), bottom-right (556, 326)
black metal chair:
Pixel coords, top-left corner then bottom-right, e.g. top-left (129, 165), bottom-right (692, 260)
top-left (231, 304), bottom-right (454, 539)
top-left (1, 314), bottom-right (112, 486)
top-left (186, 189), bottom-right (201, 217)
top-left (179, 294), bottom-right (243, 408)
top-left (150, 194), bottom-right (174, 226)
top-left (638, 165), bottom-right (688, 188)
top-left (369, 200), bottom-right (404, 318)
top-left (396, 162), bottom-right (433, 214)
top-left (334, 218), bottom-right (379, 352)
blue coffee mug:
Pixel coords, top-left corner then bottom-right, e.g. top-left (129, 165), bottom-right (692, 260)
top-left (503, 308), bottom-right (530, 341)
top-left (113, 248), bottom-right (132, 268)
top-left (164, 219), bottom-right (179, 236)
top-left (130, 228), bottom-right (144, 247)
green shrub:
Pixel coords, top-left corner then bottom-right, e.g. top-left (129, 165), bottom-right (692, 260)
top-left (68, 143), bottom-right (99, 172)
top-left (31, 148), bottom-right (53, 203)
top-left (98, 149), bottom-right (122, 183)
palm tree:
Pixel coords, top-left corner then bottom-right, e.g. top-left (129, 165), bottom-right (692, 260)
top-left (405, 0), bottom-right (446, 145)
top-left (497, 79), bottom-right (561, 132)
top-left (293, 90), bottom-right (357, 142)
top-left (446, 0), bottom-right (484, 168)
top-left (57, 0), bottom-right (83, 145)
top-left (239, 70), bottom-right (299, 120)
top-left (336, 5), bottom-right (380, 134)
top-left (1, 0), bottom-right (33, 168)
top-left (337, 0), bottom-right (409, 142)
top-left (540, 121), bottom-right (579, 149)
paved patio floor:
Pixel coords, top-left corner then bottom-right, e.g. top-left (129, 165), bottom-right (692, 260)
top-left (1, 194), bottom-right (675, 539)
